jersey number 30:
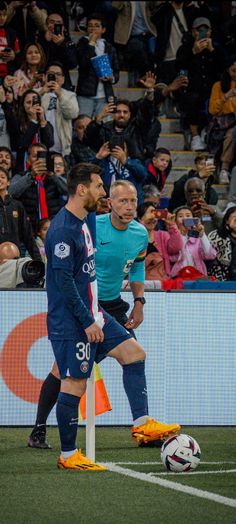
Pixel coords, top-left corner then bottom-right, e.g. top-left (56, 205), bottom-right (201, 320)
top-left (76, 342), bottom-right (91, 361)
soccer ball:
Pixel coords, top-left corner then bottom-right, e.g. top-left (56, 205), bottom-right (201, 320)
top-left (161, 434), bottom-right (201, 472)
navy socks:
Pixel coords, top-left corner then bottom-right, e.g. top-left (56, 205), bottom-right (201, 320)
top-left (122, 360), bottom-right (148, 421)
top-left (56, 392), bottom-right (80, 452)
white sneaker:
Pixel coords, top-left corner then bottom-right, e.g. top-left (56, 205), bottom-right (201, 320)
top-left (219, 170), bottom-right (230, 184)
top-left (191, 135), bottom-right (205, 151)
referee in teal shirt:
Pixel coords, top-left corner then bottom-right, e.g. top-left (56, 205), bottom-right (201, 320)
top-left (96, 180), bottom-right (148, 337)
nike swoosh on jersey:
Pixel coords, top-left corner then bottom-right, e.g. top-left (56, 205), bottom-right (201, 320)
top-left (100, 241), bottom-right (112, 245)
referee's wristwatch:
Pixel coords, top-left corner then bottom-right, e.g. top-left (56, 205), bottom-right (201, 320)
top-left (134, 297), bottom-right (146, 305)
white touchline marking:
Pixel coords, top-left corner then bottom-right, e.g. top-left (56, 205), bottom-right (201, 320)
top-left (104, 464), bottom-right (236, 508)
top-left (113, 461), bottom-right (236, 465)
top-left (148, 469), bottom-right (236, 476)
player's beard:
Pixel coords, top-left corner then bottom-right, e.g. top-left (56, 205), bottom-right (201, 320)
top-left (84, 199), bottom-right (99, 212)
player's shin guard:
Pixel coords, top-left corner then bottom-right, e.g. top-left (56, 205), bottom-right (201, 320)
top-left (56, 392), bottom-right (80, 452)
top-left (122, 360), bottom-right (148, 421)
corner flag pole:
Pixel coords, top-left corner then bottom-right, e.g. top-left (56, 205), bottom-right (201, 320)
top-left (86, 365), bottom-right (95, 461)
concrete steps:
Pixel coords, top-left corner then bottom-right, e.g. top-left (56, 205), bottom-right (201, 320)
top-left (157, 133), bottom-right (185, 150)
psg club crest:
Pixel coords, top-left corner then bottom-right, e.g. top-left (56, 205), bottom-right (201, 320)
top-left (54, 242), bottom-right (70, 259)
top-left (80, 361), bottom-right (89, 373)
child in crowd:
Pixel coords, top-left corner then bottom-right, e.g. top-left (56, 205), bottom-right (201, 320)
top-left (35, 218), bottom-right (51, 264)
top-left (76, 13), bottom-right (119, 117)
top-left (170, 206), bottom-right (216, 277)
top-left (0, 1), bottom-right (20, 80)
top-left (146, 147), bottom-right (171, 191)
top-left (137, 201), bottom-right (183, 280)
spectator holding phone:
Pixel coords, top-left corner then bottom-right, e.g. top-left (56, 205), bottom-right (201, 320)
top-left (170, 205), bottom-right (216, 277)
top-left (13, 42), bottom-right (46, 98)
top-left (176, 16), bottom-right (225, 151)
top-left (40, 62), bottom-right (79, 160)
top-left (0, 1), bottom-right (20, 80)
top-left (169, 152), bottom-right (218, 212)
top-left (9, 143), bottom-right (67, 233)
top-left (184, 177), bottom-right (223, 234)
top-left (93, 140), bottom-right (147, 204)
top-left (6, 88), bottom-right (53, 171)
top-left (38, 12), bottom-right (77, 91)
top-left (85, 72), bottom-right (158, 162)
top-left (137, 201), bottom-right (183, 280)
top-left (76, 13), bottom-right (120, 117)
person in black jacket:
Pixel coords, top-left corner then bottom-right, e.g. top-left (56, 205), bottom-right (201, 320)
top-left (37, 11), bottom-right (77, 91)
top-left (9, 143), bottom-right (67, 234)
top-left (85, 71), bottom-right (159, 162)
top-left (176, 16), bottom-right (226, 151)
top-left (6, 89), bottom-right (54, 172)
top-left (0, 165), bottom-right (41, 260)
top-left (76, 13), bottom-right (120, 118)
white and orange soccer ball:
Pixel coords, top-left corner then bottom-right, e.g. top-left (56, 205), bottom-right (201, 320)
top-left (161, 434), bottom-right (201, 472)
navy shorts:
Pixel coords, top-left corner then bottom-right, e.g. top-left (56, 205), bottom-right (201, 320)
top-left (51, 311), bottom-right (132, 379)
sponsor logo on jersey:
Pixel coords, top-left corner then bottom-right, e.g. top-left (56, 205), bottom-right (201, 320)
top-left (82, 258), bottom-right (96, 277)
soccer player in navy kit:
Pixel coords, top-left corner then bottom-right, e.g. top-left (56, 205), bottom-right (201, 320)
top-left (29, 173), bottom-right (180, 461)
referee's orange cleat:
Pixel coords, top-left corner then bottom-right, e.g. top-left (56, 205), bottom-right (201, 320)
top-left (57, 449), bottom-right (106, 471)
top-left (132, 417), bottom-right (180, 446)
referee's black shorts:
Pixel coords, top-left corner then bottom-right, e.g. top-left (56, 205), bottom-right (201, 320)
top-left (99, 296), bottom-right (136, 339)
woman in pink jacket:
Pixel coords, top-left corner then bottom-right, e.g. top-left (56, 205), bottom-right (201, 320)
top-left (170, 206), bottom-right (216, 277)
top-left (137, 201), bottom-right (183, 279)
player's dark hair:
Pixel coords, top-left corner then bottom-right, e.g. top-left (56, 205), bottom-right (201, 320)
top-left (67, 163), bottom-right (102, 196)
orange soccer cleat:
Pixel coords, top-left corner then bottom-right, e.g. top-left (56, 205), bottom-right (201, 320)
top-left (132, 417), bottom-right (181, 446)
top-left (57, 449), bottom-right (106, 471)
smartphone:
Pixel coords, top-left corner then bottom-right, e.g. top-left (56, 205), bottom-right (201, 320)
top-left (155, 209), bottom-right (168, 220)
top-left (183, 217), bottom-right (199, 228)
top-left (47, 73), bottom-right (56, 82)
top-left (32, 94), bottom-right (40, 106)
top-left (197, 27), bottom-right (208, 40)
top-left (37, 151), bottom-right (47, 161)
top-left (109, 134), bottom-right (125, 150)
top-left (206, 155), bottom-right (214, 166)
top-left (191, 199), bottom-right (202, 211)
top-left (178, 69), bottom-right (188, 77)
top-left (54, 23), bottom-right (63, 35)
top-left (108, 96), bottom-right (117, 113)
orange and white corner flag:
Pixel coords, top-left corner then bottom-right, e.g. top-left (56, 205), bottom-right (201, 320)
top-left (79, 363), bottom-right (112, 421)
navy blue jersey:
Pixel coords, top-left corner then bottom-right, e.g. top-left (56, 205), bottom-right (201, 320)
top-left (45, 207), bottom-right (104, 340)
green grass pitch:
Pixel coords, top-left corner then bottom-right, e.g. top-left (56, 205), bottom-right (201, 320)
top-left (0, 427), bottom-right (235, 523)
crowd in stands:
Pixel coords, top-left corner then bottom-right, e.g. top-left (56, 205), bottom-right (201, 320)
top-left (0, 0), bottom-right (236, 288)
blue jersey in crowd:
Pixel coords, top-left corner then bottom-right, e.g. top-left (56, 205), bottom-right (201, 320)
top-left (45, 207), bottom-right (104, 340)
top-left (95, 213), bottom-right (148, 301)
